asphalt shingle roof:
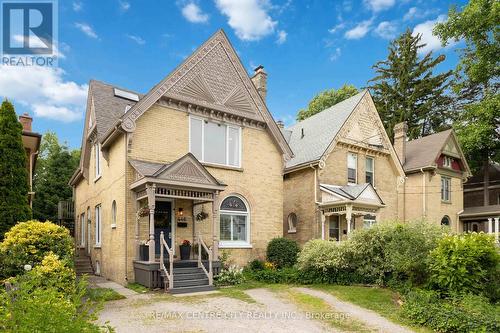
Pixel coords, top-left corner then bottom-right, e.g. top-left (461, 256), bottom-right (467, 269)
top-left (404, 129), bottom-right (452, 171)
top-left (129, 159), bottom-right (166, 177)
top-left (285, 90), bottom-right (366, 169)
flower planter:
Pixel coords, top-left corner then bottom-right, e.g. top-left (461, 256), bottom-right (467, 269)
top-left (139, 244), bottom-right (149, 261)
top-left (179, 244), bottom-right (191, 260)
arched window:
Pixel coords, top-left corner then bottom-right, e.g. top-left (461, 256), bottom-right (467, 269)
top-left (111, 200), bottom-right (117, 228)
top-left (441, 215), bottom-right (451, 226)
top-left (220, 195), bottom-right (250, 247)
top-left (287, 213), bottom-right (297, 233)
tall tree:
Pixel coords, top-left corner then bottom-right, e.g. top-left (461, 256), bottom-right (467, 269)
top-left (434, 0), bottom-right (499, 173)
top-left (33, 132), bottom-right (80, 222)
top-left (296, 84), bottom-right (359, 121)
top-left (0, 100), bottom-right (31, 238)
top-left (368, 29), bottom-right (453, 141)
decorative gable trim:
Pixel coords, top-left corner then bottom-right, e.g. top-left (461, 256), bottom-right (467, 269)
top-left (154, 153), bottom-right (220, 186)
top-left (120, 29), bottom-right (292, 158)
top-left (437, 131), bottom-right (471, 177)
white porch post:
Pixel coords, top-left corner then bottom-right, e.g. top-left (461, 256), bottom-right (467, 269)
top-left (346, 205), bottom-right (352, 235)
top-left (146, 184), bottom-right (156, 263)
top-left (320, 211), bottom-right (325, 240)
top-left (134, 192), bottom-right (140, 260)
top-left (212, 191), bottom-right (219, 260)
top-left (488, 217), bottom-right (493, 234)
top-left (494, 217), bottom-right (499, 243)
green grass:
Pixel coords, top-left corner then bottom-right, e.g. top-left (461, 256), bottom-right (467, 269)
top-left (126, 282), bottom-right (149, 293)
top-left (86, 287), bottom-right (126, 302)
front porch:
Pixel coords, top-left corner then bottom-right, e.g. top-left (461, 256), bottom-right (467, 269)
top-left (129, 154), bottom-right (226, 292)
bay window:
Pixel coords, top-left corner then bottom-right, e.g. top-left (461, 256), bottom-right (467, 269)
top-left (190, 116), bottom-right (241, 167)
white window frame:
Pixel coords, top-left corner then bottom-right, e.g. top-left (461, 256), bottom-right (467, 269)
top-left (219, 195), bottom-right (251, 248)
top-left (363, 215), bottom-right (377, 228)
top-left (441, 177), bottom-right (451, 202)
top-left (95, 204), bottom-right (102, 247)
top-left (347, 152), bottom-right (358, 184)
top-left (111, 200), bottom-right (117, 229)
top-left (365, 156), bottom-right (374, 186)
top-left (189, 115), bottom-right (242, 168)
top-left (80, 213), bottom-right (85, 247)
top-left (443, 156), bottom-right (453, 168)
top-left (287, 213), bottom-right (297, 233)
top-left (94, 143), bottom-right (101, 181)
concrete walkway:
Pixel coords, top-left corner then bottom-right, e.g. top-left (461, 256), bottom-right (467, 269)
top-left (294, 287), bottom-right (415, 333)
top-left (87, 276), bottom-right (139, 298)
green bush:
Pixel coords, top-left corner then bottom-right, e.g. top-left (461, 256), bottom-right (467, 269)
top-left (248, 259), bottom-right (265, 271)
top-left (251, 267), bottom-right (300, 284)
top-left (266, 237), bottom-right (300, 268)
top-left (214, 265), bottom-right (245, 286)
top-left (428, 232), bottom-right (500, 300)
top-left (402, 289), bottom-right (500, 332)
top-left (0, 220), bottom-right (74, 278)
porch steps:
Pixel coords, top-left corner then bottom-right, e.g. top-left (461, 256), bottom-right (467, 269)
top-left (75, 251), bottom-right (94, 276)
top-left (161, 261), bottom-right (215, 294)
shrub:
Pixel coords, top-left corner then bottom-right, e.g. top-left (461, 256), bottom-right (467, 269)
top-left (428, 232), bottom-right (500, 300)
top-left (248, 259), bottom-right (265, 271)
top-left (251, 267), bottom-right (300, 284)
top-left (402, 289), bottom-right (500, 333)
top-left (23, 252), bottom-right (76, 295)
top-left (266, 237), bottom-right (300, 268)
top-left (0, 220), bottom-right (74, 278)
top-left (214, 265), bottom-right (244, 286)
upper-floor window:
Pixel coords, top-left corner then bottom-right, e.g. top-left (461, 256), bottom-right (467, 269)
top-left (347, 153), bottom-right (357, 184)
top-left (365, 157), bottom-right (374, 186)
top-left (190, 116), bottom-right (241, 167)
top-left (95, 204), bottom-right (102, 246)
top-left (441, 176), bottom-right (451, 202)
top-left (94, 143), bottom-right (101, 179)
top-left (443, 156), bottom-right (453, 168)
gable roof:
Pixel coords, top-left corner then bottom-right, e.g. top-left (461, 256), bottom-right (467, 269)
top-left (320, 183), bottom-right (385, 205)
top-left (404, 129), bottom-right (470, 176)
top-left (284, 90), bottom-right (367, 169)
top-left (119, 29), bottom-right (292, 158)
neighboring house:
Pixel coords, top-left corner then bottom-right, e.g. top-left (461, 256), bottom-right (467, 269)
top-left (19, 113), bottom-right (41, 208)
top-left (460, 163), bottom-right (500, 241)
top-left (69, 30), bottom-right (292, 292)
top-left (282, 90), bottom-right (406, 245)
top-left (393, 124), bottom-right (471, 232)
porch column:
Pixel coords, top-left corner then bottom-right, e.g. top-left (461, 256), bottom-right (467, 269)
top-left (212, 191), bottom-right (219, 260)
top-left (146, 184), bottom-right (156, 263)
top-left (495, 217), bottom-right (499, 243)
top-left (488, 217), bottom-right (493, 234)
top-left (134, 192), bottom-right (140, 260)
top-left (346, 205), bottom-right (353, 235)
top-left (320, 211), bottom-right (325, 240)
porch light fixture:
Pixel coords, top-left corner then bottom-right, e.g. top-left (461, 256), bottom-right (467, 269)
top-left (178, 208), bottom-right (184, 217)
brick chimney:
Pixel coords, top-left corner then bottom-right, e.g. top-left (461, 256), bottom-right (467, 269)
top-left (251, 65), bottom-right (267, 101)
top-left (393, 122), bottom-right (407, 165)
top-left (276, 120), bottom-right (284, 129)
top-left (19, 113), bottom-right (33, 132)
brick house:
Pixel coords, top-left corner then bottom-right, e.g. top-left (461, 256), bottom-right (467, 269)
top-left (69, 30), bottom-right (292, 293)
top-left (282, 90), bottom-right (406, 244)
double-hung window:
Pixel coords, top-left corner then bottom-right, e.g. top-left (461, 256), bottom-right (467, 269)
top-left (363, 215), bottom-right (377, 228)
top-left (347, 153), bottom-right (357, 184)
top-left (190, 116), bottom-right (241, 167)
top-left (441, 177), bottom-right (451, 202)
top-left (94, 143), bottom-right (101, 179)
top-left (80, 213), bottom-right (86, 247)
top-left (219, 195), bottom-right (250, 247)
top-left (365, 157), bottom-right (374, 186)
top-left (95, 204), bottom-right (102, 246)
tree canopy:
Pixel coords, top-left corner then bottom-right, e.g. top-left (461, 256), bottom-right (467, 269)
top-left (368, 29), bottom-right (453, 141)
top-left (296, 84), bottom-right (359, 121)
top-left (434, 0), bottom-right (499, 171)
top-left (32, 132), bottom-right (80, 222)
top-left (0, 100), bottom-right (31, 239)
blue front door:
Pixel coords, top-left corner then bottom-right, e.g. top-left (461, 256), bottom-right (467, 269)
top-left (154, 201), bottom-right (172, 256)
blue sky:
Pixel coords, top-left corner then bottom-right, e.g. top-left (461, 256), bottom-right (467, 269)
top-left (1, 0), bottom-right (467, 148)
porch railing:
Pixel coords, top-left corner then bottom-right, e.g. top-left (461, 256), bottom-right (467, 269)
top-left (159, 231), bottom-right (174, 291)
top-left (197, 233), bottom-right (213, 285)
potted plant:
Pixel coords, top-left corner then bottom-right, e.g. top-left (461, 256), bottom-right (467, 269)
top-left (179, 239), bottom-right (191, 260)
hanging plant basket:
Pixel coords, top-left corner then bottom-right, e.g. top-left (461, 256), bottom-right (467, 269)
top-left (137, 207), bottom-right (150, 217)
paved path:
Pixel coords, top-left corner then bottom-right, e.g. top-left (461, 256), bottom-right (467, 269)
top-left (87, 276), bottom-right (139, 298)
top-left (294, 287), bottom-right (415, 333)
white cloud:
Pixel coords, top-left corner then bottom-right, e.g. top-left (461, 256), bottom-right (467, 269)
top-left (328, 22), bottom-right (345, 34)
top-left (413, 15), bottom-right (455, 54)
top-left (374, 21), bottom-right (397, 39)
top-left (344, 19), bottom-right (373, 39)
top-left (214, 0), bottom-right (277, 41)
top-left (126, 34), bottom-right (146, 45)
top-left (119, 1), bottom-right (130, 11)
top-left (72, 1), bottom-right (82, 12)
top-left (181, 2), bottom-right (209, 23)
top-left (74, 22), bottom-right (98, 39)
top-left (364, 0), bottom-right (395, 12)
top-left (0, 66), bottom-right (87, 122)
top-left (330, 47), bottom-right (342, 61)
top-left (276, 30), bottom-right (287, 44)
top-left (403, 7), bottom-right (439, 21)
